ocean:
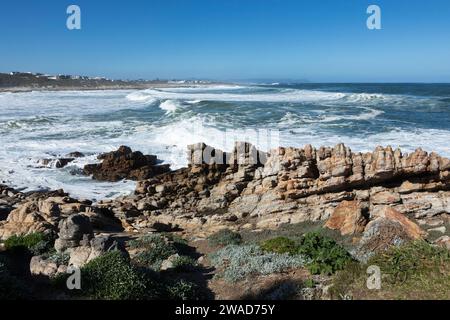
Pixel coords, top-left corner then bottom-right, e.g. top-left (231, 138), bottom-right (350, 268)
top-left (1, 83), bottom-right (449, 200)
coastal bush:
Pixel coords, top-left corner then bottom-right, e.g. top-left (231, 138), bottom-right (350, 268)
top-left (260, 237), bottom-right (299, 255)
top-left (165, 279), bottom-right (200, 300)
top-left (297, 232), bottom-right (352, 275)
top-left (330, 241), bottom-right (450, 299)
top-left (207, 229), bottom-right (242, 247)
top-left (4, 232), bottom-right (55, 256)
top-left (81, 251), bottom-right (149, 300)
top-left (209, 245), bottom-right (308, 282)
top-left (172, 255), bottom-right (198, 272)
top-left (46, 251), bottom-right (70, 265)
top-left (368, 240), bottom-right (450, 285)
top-left (130, 234), bottom-right (177, 270)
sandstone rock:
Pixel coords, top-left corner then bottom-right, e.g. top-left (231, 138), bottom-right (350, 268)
top-left (160, 254), bottom-right (180, 271)
top-left (324, 200), bottom-right (367, 235)
top-left (378, 207), bottom-right (426, 240)
top-left (83, 146), bottom-right (170, 182)
top-left (354, 218), bottom-right (411, 262)
top-left (428, 226), bottom-right (446, 234)
top-left (370, 190), bottom-right (401, 205)
top-left (30, 255), bottom-right (68, 278)
top-left (0, 204), bottom-right (55, 240)
top-left (434, 236), bottom-right (450, 250)
top-left (68, 235), bottom-right (127, 268)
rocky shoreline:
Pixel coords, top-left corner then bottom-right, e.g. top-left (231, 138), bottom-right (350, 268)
top-left (1, 141), bottom-right (449, 299)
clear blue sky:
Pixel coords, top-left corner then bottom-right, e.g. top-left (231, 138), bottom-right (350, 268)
top-left (1, 0), bottom-right (449, 82)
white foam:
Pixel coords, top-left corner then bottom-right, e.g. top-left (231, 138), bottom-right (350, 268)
top-left (128, 88), bottom-right (346, 103)
top-left (1, 86), bottom-right (449, 201)
top-left (159, 100), bottom-right (180, 113)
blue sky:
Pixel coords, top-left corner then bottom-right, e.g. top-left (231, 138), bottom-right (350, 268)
top-left (1, 0), bottom-right (449, 82)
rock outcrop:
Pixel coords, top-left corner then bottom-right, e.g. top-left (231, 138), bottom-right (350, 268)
top-left (84, 146), bottom-right (171, 182)
top-left (2, 142), bottom-right (450, 269)
top-left (108, 142), bottom-right (449, 239)
top-left (0, 188), bottom-right (121, 240)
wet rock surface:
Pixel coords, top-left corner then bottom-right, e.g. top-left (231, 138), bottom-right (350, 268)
top-left (83, 145), bottom-right (171, 182)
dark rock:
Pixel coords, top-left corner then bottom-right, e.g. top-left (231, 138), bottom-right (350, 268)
top-left (54, 214), bottom-right (94, 252)
top-left (65, 151), bottom-right (85, 158)
top-left (0, 205), bottom-right (11, 221)
top-left (40, 158), bottom-right (75, 168)
top-left (83, 146), bottom-right (170, 182)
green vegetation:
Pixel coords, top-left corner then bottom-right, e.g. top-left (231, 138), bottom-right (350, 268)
top-left (130, 234), bottom-right (177, 270)
top-left (81, 251), bottom-right (150, 300)
top-left (165, 279), bottom-right (200, 300)
top-left (297, 232), bottom-right (353, 275)
top-left (209, 245), bottom-right (308, 282)
top-left (207, 229), bottom-right (242, 247)
top-left (259, 233), bottom-right (352, 276)
top-left (4, 232), bottom-right (54, 255)
top-left (46, 251), bottom-right (70, 265)
top-left (331, 241), bottom-right (450, 300)
top-left (260, 237), bottom-right (298, 255)
top-left (171, 255), bottom-right (198, 272)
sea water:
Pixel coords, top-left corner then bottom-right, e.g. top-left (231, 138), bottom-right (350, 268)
top-left (0, 83), bottom-right (449, 200)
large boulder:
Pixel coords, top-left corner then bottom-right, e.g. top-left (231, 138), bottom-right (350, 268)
top-left (353, 207), bottom-right (426, 262)
top-left (54, 214), bottom-right (94, 252)
top-left (67, 234), bottom-right (126, 268)
top-left (324, 200), bottom-right (368, 235)
top-left (30, 255), bottom-right (68, 278)
top-left (0, 200), bottom-right (56, 240)
top-left (83, 146), bottom-right (170, 182)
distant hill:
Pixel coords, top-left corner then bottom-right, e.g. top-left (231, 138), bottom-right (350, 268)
top-left (0, 72), bottom-right (169, 91)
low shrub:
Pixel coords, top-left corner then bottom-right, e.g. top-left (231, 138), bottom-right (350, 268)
top-left (368, 240), bottom-right (450, 285)
top-left (164, 279), bottom-right (200, 300)
top-left (207, 229), bottom-right (242, 247)
top-left (330, 241), bottom-right (450, 300)
top-left (81, 251), bottom-right (151, 300)
top-left (130, 234), bottom-right (177, 270)
top-left (209, 245), bottom-right (308, 282)
top-left (4, 232), bottom-right (54, 255)
top-left (46, 251), bottom-right (70, 265)
top-left (172, 255), bottom-right (198, 272)
top-left (260, 237), bottom-right (299, 255)
top-left (298, 232), bottom-right (352, 275)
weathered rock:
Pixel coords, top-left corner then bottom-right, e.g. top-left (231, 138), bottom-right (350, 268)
top-left (39, 158), bottom-right (75, 168)
top-left (160, 254), bottom-right (180, 271)
top-left (375, 206), bottom-right (426, 240)
top-left (65, 152), bottom-right (85, 158)
top-left (0, 201), bottom-right (56, 240)
top-left (30, 255), bottom-right (68, 278)
top-left (67, 234), bottom-right (126, 268)
top-left (325, 200), bottom-right (368, 235)
top-left (353, 218), bottom-right (411, 262)
top-left (54, 214), bottom-right (94, 252)
top-left (83, 146), bottom-right (170, 182)
top-left (434, 236), bottom-right (450, 250)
